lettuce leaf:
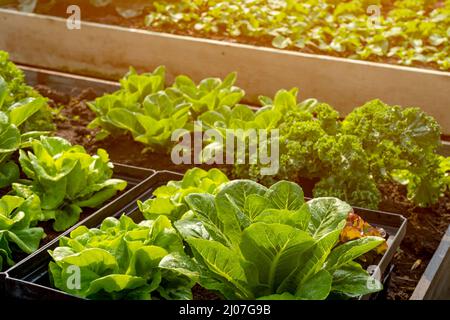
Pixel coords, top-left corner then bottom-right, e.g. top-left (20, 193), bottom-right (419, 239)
top-left (48, 215), bottom-right (195, 300)
top-left (13, 136), bottom-right (127, 231)
top-left (0, 194), bottom-right (45, 271)
top-left (138, 168), bottom-right (229, 221)
top-left (0, 51), bottom-right (54, 132)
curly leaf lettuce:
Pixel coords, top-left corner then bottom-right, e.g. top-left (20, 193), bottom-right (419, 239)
top-left (343, 99), bottom-right (444, 207)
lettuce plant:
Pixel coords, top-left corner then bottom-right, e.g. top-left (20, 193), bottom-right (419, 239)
top-left (171, 180), bottom-right (385, 299)
top-left (170, 72), bottom-right (244, 115)
top-left (0, 104), bottom-right (48, 189)
top-left (0, 50), bottom-right (54, 132)
top-left (88, 66), bottom-right (166, 141)
top-left (200, 103), bottom-right (282, 132)
top-left (49, 214), bottom-right (196, 300)
top-left (197, 102), bottom-right (282, 167)
top-left (0, 111), bottom-right (22, 189)
top-left (138, 168), bottom-right (229, 221)
top-left (88, 68), bottom-right (245, 151)
top-left (92, 90), bottom-right (191, 152)
top-left (312, 134), bottom-right (382, 209)
top-left (88, 67), bottom-right (193, 152)
top-left (12, 136), bottom-right (127, 231)
top-left (0, 194), bottom-right (45, 271)
top-left (342, 99), bottom-right (444, 207)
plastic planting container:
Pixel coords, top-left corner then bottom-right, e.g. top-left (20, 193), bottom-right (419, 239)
top-left (0, 164), bottom-right (156, 298)
top-left (3, 170), bottom-right (407, 301)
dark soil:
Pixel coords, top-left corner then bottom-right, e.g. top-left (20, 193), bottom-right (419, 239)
top-left (34, 84), bottom-right (450, 300)
top-left (379, 183), bottom-right (450, 300)
top-left (25, 0), bottom-right (445, 72)
top-left (192, 284), bottom-right (221, 300)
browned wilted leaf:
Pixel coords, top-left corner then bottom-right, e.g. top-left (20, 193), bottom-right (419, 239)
top-left (340, 212), bottom-right (388, 255)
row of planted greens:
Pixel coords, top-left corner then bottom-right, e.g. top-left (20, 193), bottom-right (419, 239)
top-left (4, 0), bottom-right (450, 71)
top-left (85, 65), bottom-right (450, 211)
top-left (0, 52), bottom-right (127, 271)
top-left (49, 167), bottom-right (388, 300)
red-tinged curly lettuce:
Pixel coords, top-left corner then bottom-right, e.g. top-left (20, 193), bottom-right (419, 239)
top-left (341, 212), bottom-right (388, 256)
top-left (171, 71), bottom-right (245, 115)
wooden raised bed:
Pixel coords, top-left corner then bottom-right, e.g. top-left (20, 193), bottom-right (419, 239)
top-left (410, 226), bottom-right (450, 300)
top-left (1, 8), bottom-right (450, 135)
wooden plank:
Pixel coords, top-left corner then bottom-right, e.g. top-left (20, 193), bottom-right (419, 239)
top-left (21, 65), bottom-right (119, 95)
top-left (1, 9), bottom-right (449, 134)
top-left (410, 226), bottom-right (450, 300)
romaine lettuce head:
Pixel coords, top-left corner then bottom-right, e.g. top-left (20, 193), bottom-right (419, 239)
top-left (14, 136), bottom-right (127, 231)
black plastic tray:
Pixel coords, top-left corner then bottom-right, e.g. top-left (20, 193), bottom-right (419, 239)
top-left (3, 170), bottom-right (407, 300)
top-left (1, 163), bottom-right (156, 298)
